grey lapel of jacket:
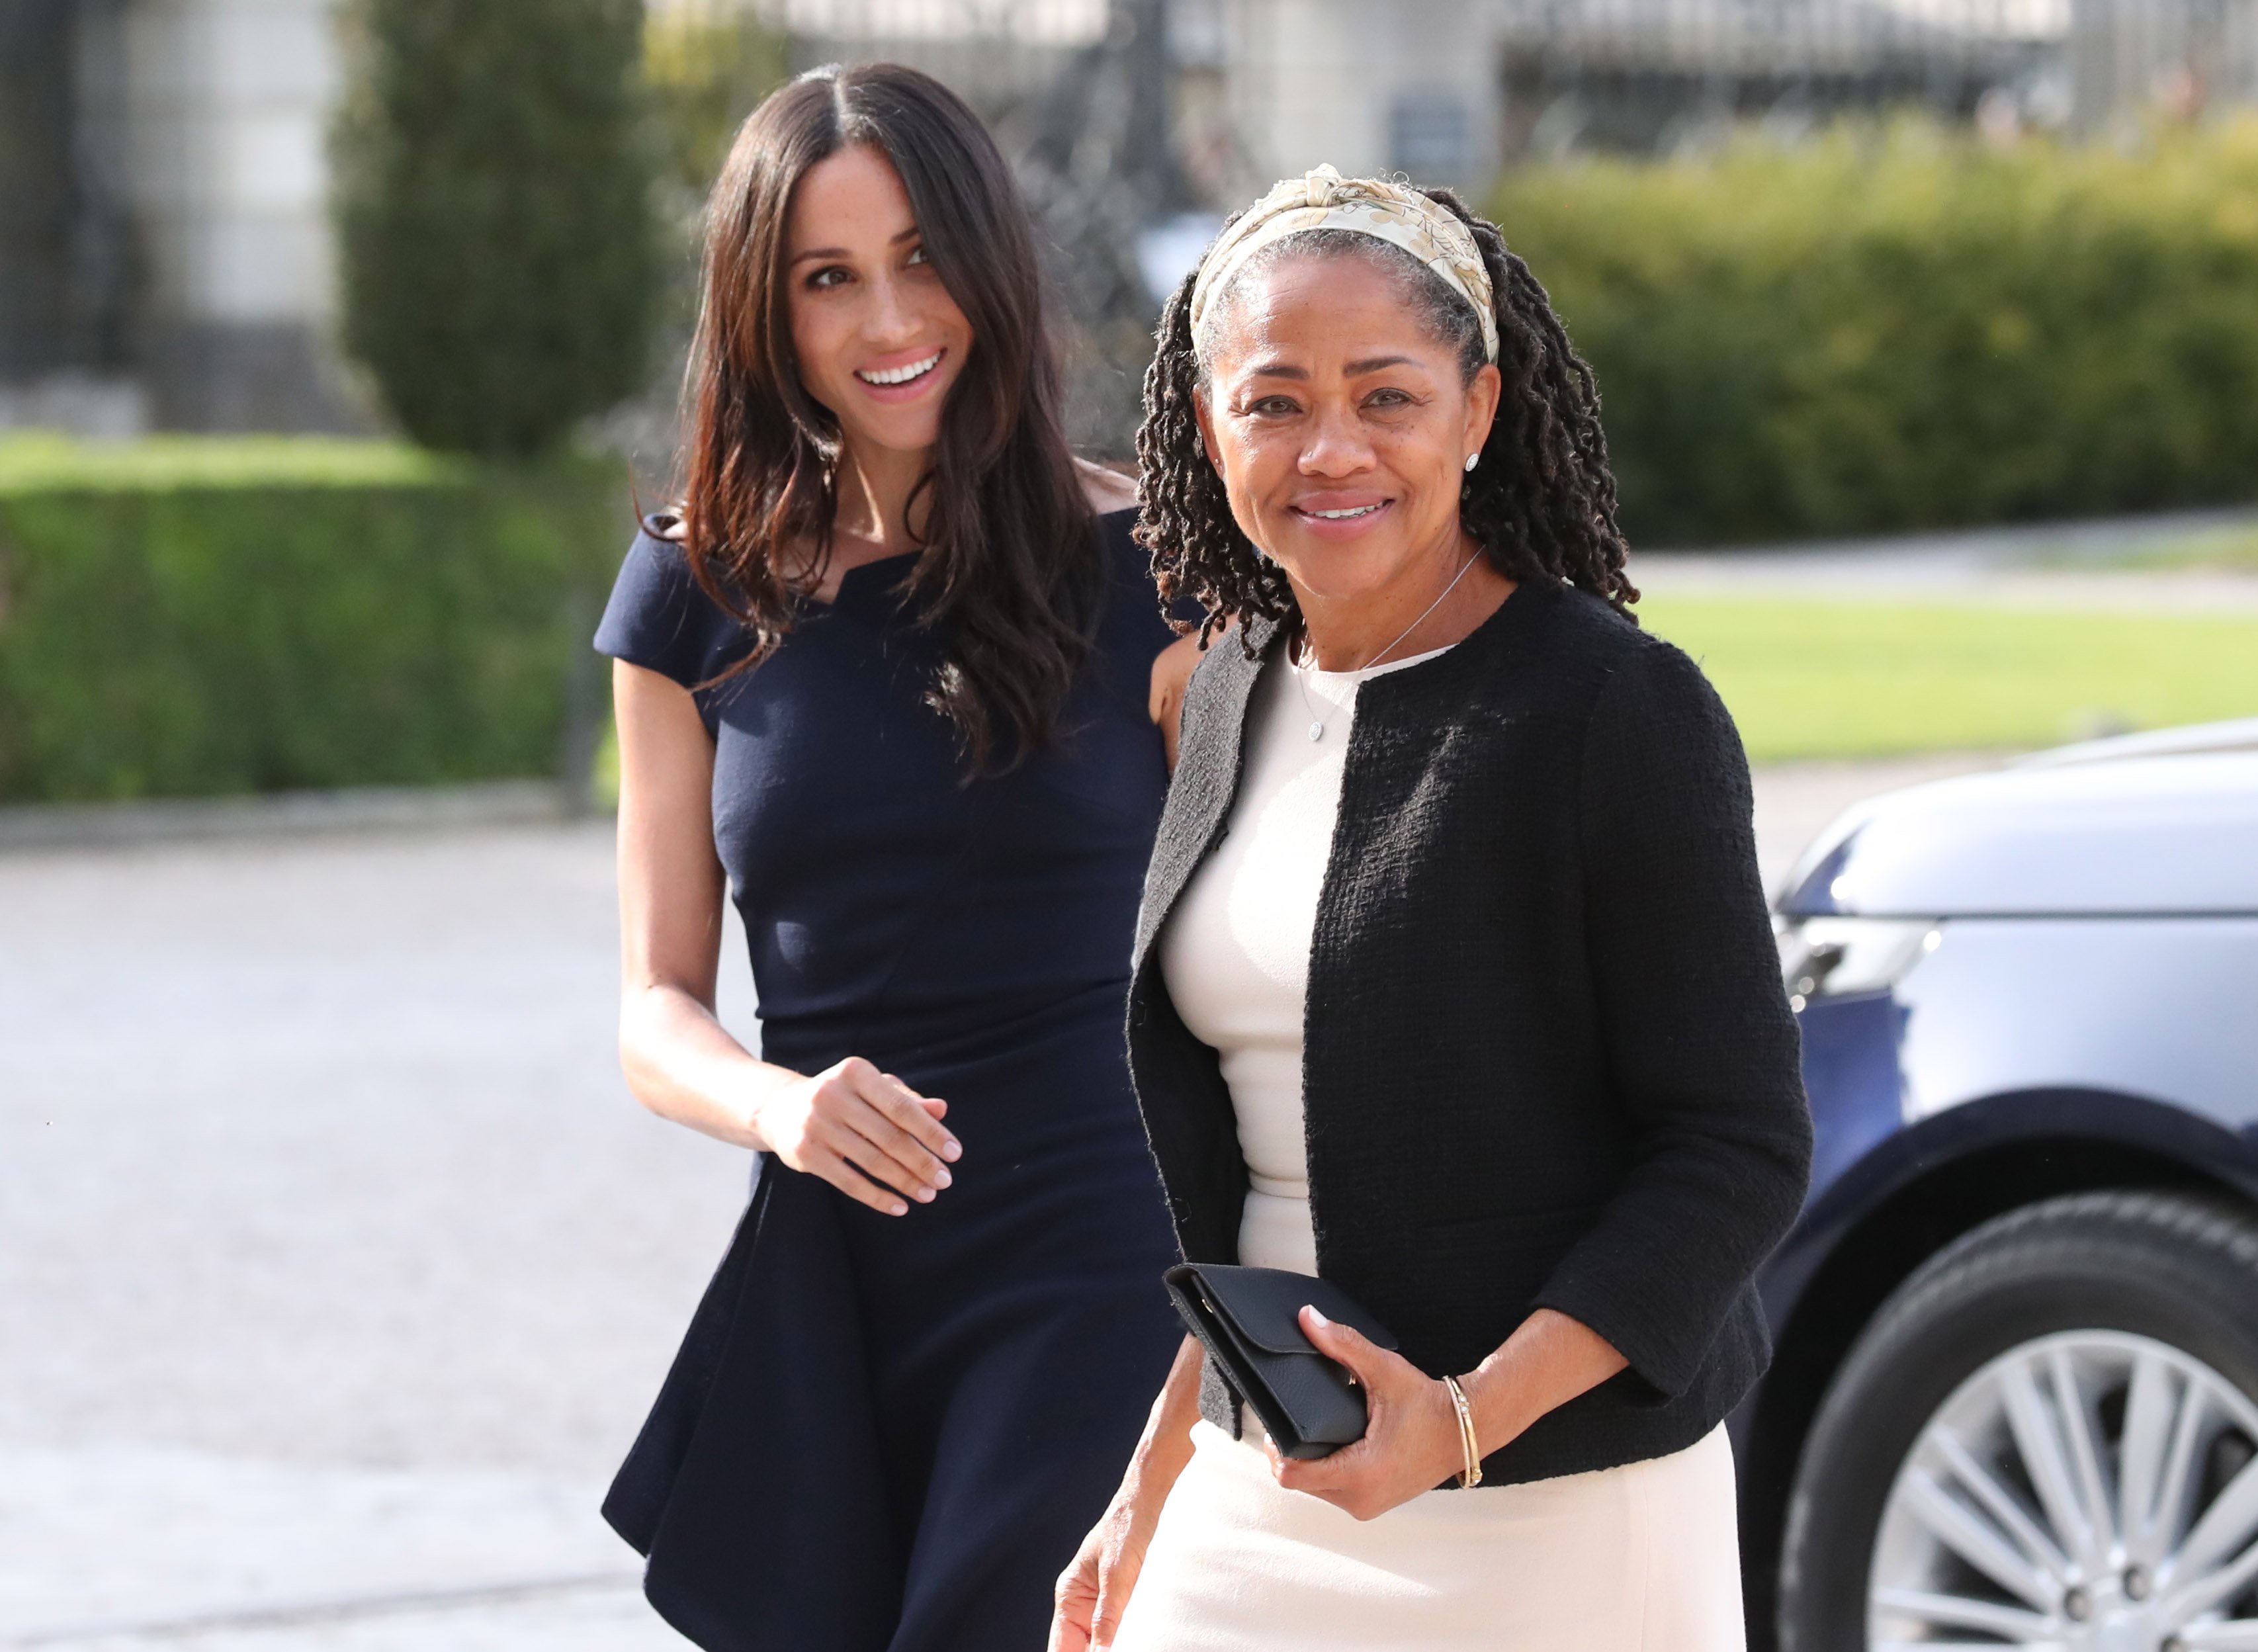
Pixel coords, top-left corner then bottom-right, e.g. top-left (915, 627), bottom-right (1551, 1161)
top-left (1132, 614), bottom-right (1277, 973)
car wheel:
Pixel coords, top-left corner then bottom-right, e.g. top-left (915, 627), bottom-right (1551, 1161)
top-left (1778, 1189), bottom-right (2258, 1652)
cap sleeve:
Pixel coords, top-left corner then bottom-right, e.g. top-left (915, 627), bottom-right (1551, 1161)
top-left (592, 520), bottom-right (754, 700)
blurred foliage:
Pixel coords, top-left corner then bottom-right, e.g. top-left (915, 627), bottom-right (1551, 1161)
top-left (0, 437), bottom-right (626, 803)
top-left (644, 5), bottom-right (791, 208)
top-left (0, 434), bottom-right (456, 490)
top-left (1495, 119), bottom-right (2258, 545)
top-left (333, 0), bottom-right (658, 456)
top-left (1643, 595), bottom-right (2258, 759)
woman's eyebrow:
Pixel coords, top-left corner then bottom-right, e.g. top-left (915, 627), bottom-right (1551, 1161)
top-left (1244, 354), bottom-right (1420, 380)
top-left (788, 227), bottom-right (920, 267)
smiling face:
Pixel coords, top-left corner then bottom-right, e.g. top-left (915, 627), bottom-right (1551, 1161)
top-left (1194, 248), bottom-right (1500, 612)
top-left (785, 143), bottom-right (974, 457)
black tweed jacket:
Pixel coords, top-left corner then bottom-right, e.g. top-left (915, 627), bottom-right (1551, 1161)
top-left (1127, 580), bottom-right (1812, 1486)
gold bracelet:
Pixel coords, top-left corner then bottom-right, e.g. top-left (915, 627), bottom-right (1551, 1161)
top-left (1442, 1373), bottom-right (1483, 1489)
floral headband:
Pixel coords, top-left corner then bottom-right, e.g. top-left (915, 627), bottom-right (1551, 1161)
top-left (1187, 164), bottom-right (1498, 363)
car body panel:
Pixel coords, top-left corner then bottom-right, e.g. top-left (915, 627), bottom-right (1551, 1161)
top-left (1895, 917), bottom-right (2258, 1127)
top-left (1760, 1086), bottom-right (2258, 1330)
top-left (1780, 753), bottom-right (2258, 919)
top-left (1748, 722), bottom-right (2258, 1512)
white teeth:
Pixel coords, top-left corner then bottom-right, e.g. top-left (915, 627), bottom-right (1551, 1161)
top-left (856, 352), bottom-right (941, 386)
top-left (1308, 503), bottom-right (1382, 519)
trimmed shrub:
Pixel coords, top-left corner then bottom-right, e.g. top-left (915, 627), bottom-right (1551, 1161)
top-left (333, 0), bottom-right (658, 456)
top-left (644, 5), bottom-right (789, 208)
top-left (1493, 120), bottom-right (2258, 545)
top-left (0, 437), bottom-right (625, 803)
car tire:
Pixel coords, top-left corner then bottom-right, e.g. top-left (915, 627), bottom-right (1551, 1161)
top-left (1777, 1188), bottom-right (2258, 1652)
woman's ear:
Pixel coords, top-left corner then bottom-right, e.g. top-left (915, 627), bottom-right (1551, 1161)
top-left (1192, 384), bottom-right (1223, 476)
top-left (1463, 361), bottom-right (1503, 465)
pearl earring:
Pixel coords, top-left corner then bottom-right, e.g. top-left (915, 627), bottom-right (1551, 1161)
top-left (1463, 453), bottom-right (1479, 472)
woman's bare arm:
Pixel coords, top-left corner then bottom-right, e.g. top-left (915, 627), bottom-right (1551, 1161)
top-left (1149, 633), bottom-right (1203, 772)
top-left (1072, 458), bottom-right (1204, 772)
top-left (613, 660), bottom-right (962, 1213)
top-left (1051, 1334), bottom-right (1206, 1651)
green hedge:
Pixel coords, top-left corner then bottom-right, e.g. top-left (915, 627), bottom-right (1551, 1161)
top-left (1493, 119), bottom-right (2258, 545)
top-left (0, 437), bottom-right (625, 803)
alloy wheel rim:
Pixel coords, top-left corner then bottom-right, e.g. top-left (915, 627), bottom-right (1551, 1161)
top-left (1870, 1330), bottom-right (2258, 1650)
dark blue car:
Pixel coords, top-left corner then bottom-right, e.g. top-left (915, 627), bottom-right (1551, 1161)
top-left (1742, 717), bottom-right (2258, 1652)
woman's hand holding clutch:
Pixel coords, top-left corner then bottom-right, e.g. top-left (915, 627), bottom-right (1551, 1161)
top-left (1274, 1305), bottom-right (1631, 1520)
top-left (1263, 1307), bottom-right (1469, 1520)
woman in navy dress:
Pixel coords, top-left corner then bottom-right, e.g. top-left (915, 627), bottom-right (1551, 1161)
top-left (592, 64), bottom-right (1193, 1652)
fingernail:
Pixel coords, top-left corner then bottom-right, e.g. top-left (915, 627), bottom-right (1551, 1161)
top-left (1305, 1305), bottom-right (1331, 1327)
top-left (890, 1201), bottom-right (908, 1215)
top-left (941, 1140), bottom-right (962, 1161)
top-left (916, 1187), bottom-right (935, 1202)
top-left (934, 1169), bottom-right (952, 1188)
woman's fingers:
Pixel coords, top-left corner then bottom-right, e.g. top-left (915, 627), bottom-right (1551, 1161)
top-left (783, 1059), bottom-right (964, 1215)
top-left (1090, 1542), bottom-right (1145, 1650)
top-left (843, 1063), bottom-right (960, 1190)
top-left (814, 1141), bottom-right (914, 1215)
top-left (1299, 1306), bottom-right (1392, 1391)
top-left (806, 1060), bottom-right (956, 1203)
top-left (1049, 1547), bottom-right (1102, 1652)
top-left (824, 1123), bottom-right (939, 1209)
top-left (844, 1108), bottom-right (954, 1201)
top-left (855, 1061), bottom-right (961, 1159)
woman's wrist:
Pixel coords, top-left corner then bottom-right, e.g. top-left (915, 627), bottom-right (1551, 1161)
top-left (1123, 1337), bottom-right (1205, 1499)
top-left (1457, 1363), bottom-right (1532, 1463)
top-left (1456, 1309), bottom-right (1631, 1467)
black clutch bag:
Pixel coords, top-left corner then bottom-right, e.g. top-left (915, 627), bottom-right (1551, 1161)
top-left (1162, 1262), bottom-right (1401, 1459)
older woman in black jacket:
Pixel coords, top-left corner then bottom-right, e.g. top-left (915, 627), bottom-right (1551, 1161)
top-left (1049, 168), bottom-right (1811, 1652)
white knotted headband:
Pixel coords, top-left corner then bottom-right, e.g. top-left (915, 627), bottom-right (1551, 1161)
top-left (1187, 164), bottom-right (1499, 363)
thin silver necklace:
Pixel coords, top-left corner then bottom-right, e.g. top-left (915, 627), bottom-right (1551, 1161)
top-left (1291, 551), bottom-right (1477, 742)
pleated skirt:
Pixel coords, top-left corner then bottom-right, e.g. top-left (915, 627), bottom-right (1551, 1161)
top-left (1109, 1420), bottom-right (1745, 1652)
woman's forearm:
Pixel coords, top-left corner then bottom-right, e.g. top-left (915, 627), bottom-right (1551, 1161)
top-left (619, 980), bottom-right (803, 1151)
top-left (1457, 1309), bottom-right (1629, 1462)
top-left (1127, 1336), bottom-right (1207, 1495)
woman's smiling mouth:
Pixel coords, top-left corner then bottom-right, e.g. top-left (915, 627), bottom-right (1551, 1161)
top-left (855, 350), bottom-right (943, 388)
top-left (1289, 498), bottom-right (1395, 535)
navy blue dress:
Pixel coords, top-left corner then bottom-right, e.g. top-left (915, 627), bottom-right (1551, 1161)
top-left (593, 509), bottom-right (1185, 1652)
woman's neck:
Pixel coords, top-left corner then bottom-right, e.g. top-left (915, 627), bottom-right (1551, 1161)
top-left (834, 437), bottom-right (930, 560)
top-left (1295, 528), bottom-right (1516, 673)
top-left (794, 436), bottom-right (932, 603)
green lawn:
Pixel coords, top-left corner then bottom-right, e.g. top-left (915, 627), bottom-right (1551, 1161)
top-left (1640, 596), bottom-right (2258, 762)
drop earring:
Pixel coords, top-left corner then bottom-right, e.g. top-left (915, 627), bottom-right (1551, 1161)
top-left (1463, 453), bottom-right (1479, 472)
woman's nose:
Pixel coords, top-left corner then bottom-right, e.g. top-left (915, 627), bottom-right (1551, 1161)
top-left (1299, 408), bottom-right (1375, 477)
top-left (861, 274), bottom-right (920, 346)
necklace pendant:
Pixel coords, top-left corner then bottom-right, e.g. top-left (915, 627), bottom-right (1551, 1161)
top-left (1307, 720), bottom-right (1325, 742)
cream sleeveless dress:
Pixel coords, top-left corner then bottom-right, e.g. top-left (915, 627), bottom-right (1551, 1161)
top-left (1111, 647), bottom-right (1745, 1652)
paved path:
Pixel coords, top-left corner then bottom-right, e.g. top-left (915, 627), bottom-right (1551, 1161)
top-left (1, 823), bottom-right (752, 1650)
top-left (0, 763), bottom-right (1993, 1648)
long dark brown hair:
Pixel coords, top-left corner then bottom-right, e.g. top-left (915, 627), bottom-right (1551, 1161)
top-left (679, 63), bottom-right (1101, 770)
top-left (1137, 186), bottom-right (1636, 648)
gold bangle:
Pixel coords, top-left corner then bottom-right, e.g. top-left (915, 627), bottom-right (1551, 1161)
top-left (1442, 1373), bottom-right (1483, 1489)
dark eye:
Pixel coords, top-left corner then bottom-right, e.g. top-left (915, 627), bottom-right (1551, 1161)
top-left (905, 245), bottom-right (930, 267)
top-left (1247, 395), bottom-right (1301, 417)
top-left (1366, 387), bottom-right (1413, 410)
top-left (806, 265), bottom-right (851, 290)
